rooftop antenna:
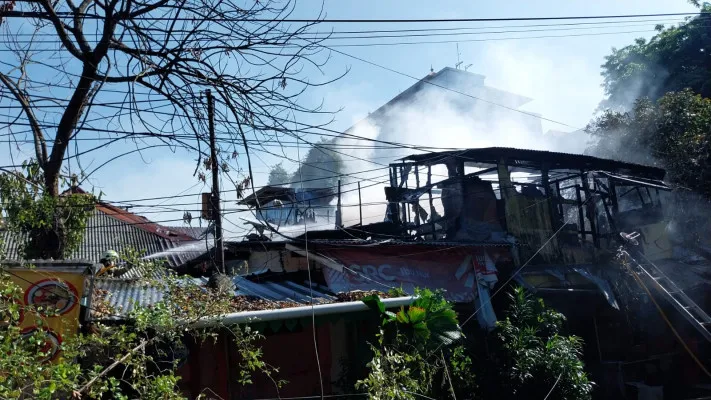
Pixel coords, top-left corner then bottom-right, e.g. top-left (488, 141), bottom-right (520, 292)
top-left (465, 63), bottom-right (473, 71)
top-left (455, 43), bottom-right (463, 69)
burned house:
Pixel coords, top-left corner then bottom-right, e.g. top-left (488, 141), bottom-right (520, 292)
top-left (370, 147), bottom-right (711, 398)
top-left (383, 147), bottom-right (670, 263)
top-left (286, 147), bottom-right (676, 336)
top-left (26, 148), bottom-right (708, 399)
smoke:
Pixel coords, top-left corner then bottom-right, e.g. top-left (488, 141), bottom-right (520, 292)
top-left (333, 71), bottom-right (589, 226)
top-left (317, 38), bottom-right (677, 229)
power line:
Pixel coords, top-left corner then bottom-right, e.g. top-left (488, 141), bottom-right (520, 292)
top-left (247, 12), bottom-right (707, 23)
top-left (543, 372), bottom-right (563, 400)
top-left (301, 20), bottom-right (696, 39)
top-left (621, 250), bottom-right (711, 378)
top-left (1, 19), bottom-right (699, 44)
top-left (4, 16), bottom-right (697, 38)
top-left (292, 126), bottom-right (325, 400)
top-left (323, 28), bottom-right (663, 47)
top-left (1, 10), bottom-right (704, 23)
top-left (20, 177), bottom-right (393, 226)
top-left (0, 28), bottom-right (677, 51)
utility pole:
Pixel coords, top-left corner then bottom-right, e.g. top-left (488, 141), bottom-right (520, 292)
top-left (335, 179), bottom-right (342, 228)
top-left (358, 181), bottom-right (362, 226)
top-left (206, 89), bottom-right (225, 273)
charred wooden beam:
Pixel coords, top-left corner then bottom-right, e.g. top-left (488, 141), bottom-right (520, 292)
top-left (580, 171), bottom-right (599, 248)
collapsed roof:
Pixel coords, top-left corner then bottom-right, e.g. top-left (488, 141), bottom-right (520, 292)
top-left (399, 147), bottom-right (666, 181)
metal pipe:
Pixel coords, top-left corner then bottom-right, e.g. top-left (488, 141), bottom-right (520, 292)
top-left (192, 296), bottom-right (416, 328)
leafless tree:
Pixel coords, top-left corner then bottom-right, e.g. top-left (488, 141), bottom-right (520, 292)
top-left (0, 0), bottom-right (340, 257)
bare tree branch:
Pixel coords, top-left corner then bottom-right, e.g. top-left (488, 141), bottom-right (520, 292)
top-left (0, 0), bottom-right (341, 256)
top-left (0, 71), bottom-right (47, 166)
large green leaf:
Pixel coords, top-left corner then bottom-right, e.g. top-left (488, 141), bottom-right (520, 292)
top-left (425, 308), bottom-right (462, 347)
top-left (412, 321), bottom-right (430, 342)
top-left (396, 307), bottom-right (409, 324)
top-left (361, 294), bottom-right (385, 314)
top-left (407, 306), bottom-right (426, 324)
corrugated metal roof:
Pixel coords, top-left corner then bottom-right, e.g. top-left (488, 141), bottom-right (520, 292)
top-left (162, 226), bottom-right (211, 240)
top-left (93, 279), bottom-right (166, 318)
top-left (91, 275), bottom-right (337, 320)
top-left (1, 259), bottom-right (94, 272)
top-left (195, 276), bottom-right (336, 302)
top-left (1, 209), bottom-right (207, 268)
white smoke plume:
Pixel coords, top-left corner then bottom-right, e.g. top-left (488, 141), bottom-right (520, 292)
top-left (334, 75), bottom-right (588, 226)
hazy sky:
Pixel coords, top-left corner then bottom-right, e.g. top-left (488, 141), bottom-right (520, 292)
top-left (0, 0), bottom-right (699, 236)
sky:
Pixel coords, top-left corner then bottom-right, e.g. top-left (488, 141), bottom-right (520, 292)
top-left (0, 0), bottom-right (701, 238)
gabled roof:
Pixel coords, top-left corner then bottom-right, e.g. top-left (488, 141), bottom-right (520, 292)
top-left (347, 67), bottom-right (533, 133)
top-left (94, 202), bottom-right (194, 241)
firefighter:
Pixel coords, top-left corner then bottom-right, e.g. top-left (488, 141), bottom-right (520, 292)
top-left (97, 250), bottom-right (120, 276)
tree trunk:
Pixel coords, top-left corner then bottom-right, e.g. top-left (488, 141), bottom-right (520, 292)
top-left (43, 65), bottom-right (96, 196)
top-left (38, 65), bottom-right (96, 259)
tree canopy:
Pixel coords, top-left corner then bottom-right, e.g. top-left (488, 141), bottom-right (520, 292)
top-left (290, 138), bottom-right (343, 190)
top-left (588, 89), bottom-right (711, 197)
top-left (267, 163), bottom-right (291, 187)
top-left (600, 6), bottom-right (711, 109)
top-left (591, 6), bottom-right (711, 200)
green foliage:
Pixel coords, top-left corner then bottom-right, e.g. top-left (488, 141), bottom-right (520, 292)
top-left (0, 250), bottom-right (284, 399)
top-left (355, 332), bottom-right (432, 400)
top-left (386, 286), bottom-right (407, 297)
top-left (479, 287), bottom-right (592, 400)
top-left (267, 163), bottom-right (291, 187)
top-left (600, 7), bottom-right (711, 109)
top-left (358, 288), bottom-right (469, 399)
top-left (362, 288), bottom-right (461, 349)
top-left (587, 89), bottom-right (711, 197)
top-left (229, 325), bottom-right (286, 389)
top-left (0, 162), bottom-right (96, 259)
top-left (447, 344), bottom-right (477, 398)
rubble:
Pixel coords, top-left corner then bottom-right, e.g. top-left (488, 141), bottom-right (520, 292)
top-left (335, 290), bottom-right (392, 302)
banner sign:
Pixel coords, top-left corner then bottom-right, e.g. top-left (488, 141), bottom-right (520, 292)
top-left (319, 245), bottom-right (511, 302)
top-left (5, 270), bottom-right (86, 362)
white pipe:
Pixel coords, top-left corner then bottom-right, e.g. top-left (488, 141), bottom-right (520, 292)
top-left (193, 296), bottom-right (415, 328)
